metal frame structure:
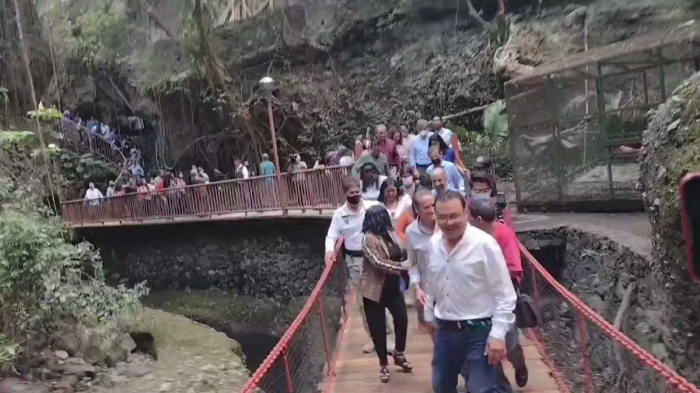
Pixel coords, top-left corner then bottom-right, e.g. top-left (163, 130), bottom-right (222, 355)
top-left (506, 24), bottom-right (700, 212)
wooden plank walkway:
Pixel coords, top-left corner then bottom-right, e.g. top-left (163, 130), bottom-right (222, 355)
top-left (323, 300), bottom-right (561, 393)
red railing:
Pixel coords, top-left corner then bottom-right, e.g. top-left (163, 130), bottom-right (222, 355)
top-left (520, 244), bottom-right (700, 393)
top-left (60, 166), bottom-right (350, 224)
top-left (241, 238), bottom-right (348, 393)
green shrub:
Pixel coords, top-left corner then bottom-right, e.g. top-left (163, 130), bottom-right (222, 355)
top-left (0, 174), bottom-right (147, 373)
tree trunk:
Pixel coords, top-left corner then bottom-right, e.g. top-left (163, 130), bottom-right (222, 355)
top-left (11, 0), bottom-right (57, 208)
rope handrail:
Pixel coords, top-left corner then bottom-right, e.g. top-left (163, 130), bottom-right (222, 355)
top-left (519, 243), bottom-right (700, 393)
top-left (240, 237), bottom-right (346, 393)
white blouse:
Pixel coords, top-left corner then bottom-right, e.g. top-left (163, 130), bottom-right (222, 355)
top-left (361, 175), bottom-right (388, 201)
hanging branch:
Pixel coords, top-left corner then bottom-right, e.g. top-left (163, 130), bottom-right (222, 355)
top-left (11, 0), bottom-right (58, 210)
top-left (137, 0), bottom-right (267, 161)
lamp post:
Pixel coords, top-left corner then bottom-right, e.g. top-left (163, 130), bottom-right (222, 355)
top-left (260, 76), bottom-right (286, 212)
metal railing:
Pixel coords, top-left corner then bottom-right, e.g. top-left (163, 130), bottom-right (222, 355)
top-left (59, 118), bottom-right (128, 172)
top-left (241, 238), bottom-right (348, 393)
top-left (60, 166), bottom-right (350, 224)
top-left (520, 244), bottom-right (699, 393)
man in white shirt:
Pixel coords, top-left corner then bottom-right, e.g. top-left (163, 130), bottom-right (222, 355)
top-left (105, 181), bottom-right (115, 198)
top-left (325, 176), bottom-right (394, 353)
top-left (235, 158), bottom-right (249, 179)
top-left (84, 183), bottom-right (104, 206)
top-left (405, 189), bottom-right (438, 340)
top-left (425, 190), bottom-right (516, 393)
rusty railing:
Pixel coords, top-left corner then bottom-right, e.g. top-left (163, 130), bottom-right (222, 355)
top-left (61, 166), bottom-right (350, 224)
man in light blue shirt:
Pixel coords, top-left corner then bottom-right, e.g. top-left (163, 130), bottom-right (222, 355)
top-left (410, 120), bottom-right (433, 173)
top-left (426, 146), bottom-right (465, 194)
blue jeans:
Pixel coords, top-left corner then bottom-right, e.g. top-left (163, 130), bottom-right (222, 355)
top-left (432, 320), bottom-right (511, 393)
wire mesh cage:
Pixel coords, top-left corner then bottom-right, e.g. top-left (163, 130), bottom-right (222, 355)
top-left (506, 24), bottom-right (700, 212)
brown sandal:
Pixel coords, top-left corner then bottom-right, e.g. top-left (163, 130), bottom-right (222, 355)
top-left (380, 366), bottom-right (390, 383)
top-left (392, 352), bottom-right (413, 373)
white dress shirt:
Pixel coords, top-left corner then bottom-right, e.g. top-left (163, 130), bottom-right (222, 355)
top-left (424, 225), bottom-right (517, 340)
top-left (405, 219), bottom-right (439, 289)
top-left (84, 188), bottom-right (104, 206)
top-left (325, 200), bottom-right (381, 253)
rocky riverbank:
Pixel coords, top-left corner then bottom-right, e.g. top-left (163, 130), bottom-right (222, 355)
top-left (0, 308), bottom-right (249, 393)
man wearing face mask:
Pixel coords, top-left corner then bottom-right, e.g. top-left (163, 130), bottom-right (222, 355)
top-left (410, 119), bottom-right (433, 175)
top-left (325, 176), bottom-right (394, 353)
top-left (470, 171), bottom-right (496, 205)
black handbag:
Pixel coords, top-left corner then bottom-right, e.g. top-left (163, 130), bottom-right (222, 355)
top-left (514, 289), bottom-right (540, 329)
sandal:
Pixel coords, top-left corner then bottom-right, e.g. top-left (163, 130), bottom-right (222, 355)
top-left (380, 366), bottom-right (390, 383)
top-left (392, 351), bottom-right (413, 373)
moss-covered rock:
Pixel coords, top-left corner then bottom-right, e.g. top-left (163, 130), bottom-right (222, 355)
top-left (90, 308), bottom-right (250, 393)
top-left (144, 289), bottom-right (305, 336)
top-left (639, 71), bottom-right (700, 382)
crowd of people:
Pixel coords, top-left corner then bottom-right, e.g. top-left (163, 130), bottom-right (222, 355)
top-left (77, 117), bottom-right (471, 209)
top-left (324, 163), bottom-right (526, 392)
top-left (72, 110), bottom-right (527, 392)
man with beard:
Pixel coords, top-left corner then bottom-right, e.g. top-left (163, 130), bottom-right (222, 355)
top-left (325, 176), bottom-right (395, 353)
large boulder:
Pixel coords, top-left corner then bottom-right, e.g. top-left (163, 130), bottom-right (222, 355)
top-left (639, 72), bottom-right (700, 382)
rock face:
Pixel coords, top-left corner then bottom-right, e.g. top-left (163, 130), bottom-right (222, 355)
top-left (639, 72), bottom-right (700, 383)
top-left (518, 227), bottom-right (690, 389)
top-left (80, 218), bottom-right (328, 301)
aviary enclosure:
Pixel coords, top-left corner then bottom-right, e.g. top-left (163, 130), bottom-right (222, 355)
top-left (505, 24), bottom-right (700, 212)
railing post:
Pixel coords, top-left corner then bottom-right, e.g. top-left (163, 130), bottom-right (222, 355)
top-left (530, 265), bottom-right (541, 323)
top-left (577, 310), bottom-right (594, 393)
top-left (317, 295), bottom-right (334, 377)
top-left (283, 346), bottom-right (294, 393)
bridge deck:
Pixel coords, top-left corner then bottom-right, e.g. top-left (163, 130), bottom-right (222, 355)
top-left (324, 302), bottom-right (560, 393)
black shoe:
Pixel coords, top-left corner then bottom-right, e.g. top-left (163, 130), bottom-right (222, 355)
top-left (515, 366), bottom-right (528, 387)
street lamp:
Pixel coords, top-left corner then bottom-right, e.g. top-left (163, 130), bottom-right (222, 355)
top-left (260, 76), bottom-right (286, 212)
top-left (260, 77), bottom-right (281, 175)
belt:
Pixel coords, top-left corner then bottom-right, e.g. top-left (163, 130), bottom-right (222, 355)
top-left (436, 317), bottom-right (492, 332)
top-left (345, 249), bottom-right (363, 257)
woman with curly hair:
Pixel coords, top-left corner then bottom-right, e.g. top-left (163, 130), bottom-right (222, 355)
top-left (362, 205), bottom-right (413, 383)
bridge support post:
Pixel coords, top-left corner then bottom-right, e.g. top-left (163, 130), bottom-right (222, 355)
top-left (577, 310), bottom-right (594, 393)
top-left (317, 296), bottom-right (334, 377)
top-left (283, 346), bottom-right (294, 393)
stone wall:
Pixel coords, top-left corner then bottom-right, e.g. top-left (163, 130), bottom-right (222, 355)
top-left (79, 218), bottom-right (329, 302)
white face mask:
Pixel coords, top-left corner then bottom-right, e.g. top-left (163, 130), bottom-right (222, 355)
top-left (402, 177), bottom-right (414, 187)
top-left (419, 130), bottom-right (428, 138)
top-left (472, 193), bottom-right (490, 202)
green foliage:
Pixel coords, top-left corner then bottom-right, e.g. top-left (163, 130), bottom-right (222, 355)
top-left (450, 100), bottom-right (512, 176)
top-left (0, 334), bottom-right (15, 373)
top-left (0, 131), bottom-right (37, 146)
top-left (27, 103), bottom-right (63, 123)
top-left (50, 1), bottom-right (147, 67)
top-left (484, 14), bottom-right (511, 49)
top-left (58, 152), bottom-right (116, 185)
top-left (0, 175), bottom-right (147, 371)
